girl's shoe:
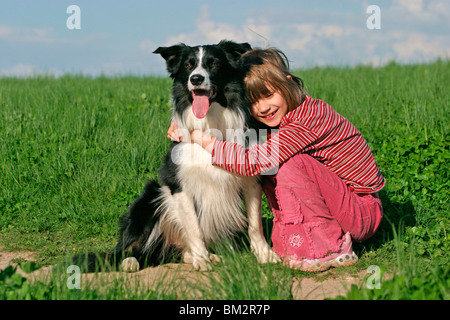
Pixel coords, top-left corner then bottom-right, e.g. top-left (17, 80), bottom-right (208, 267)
top-left (285, 232), bottom-right (358, 272)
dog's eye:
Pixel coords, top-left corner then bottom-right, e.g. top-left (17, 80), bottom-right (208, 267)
top-left (205, 58), bottom-right (218, 68)
top-left (185, 63), bottom-right (192, 69)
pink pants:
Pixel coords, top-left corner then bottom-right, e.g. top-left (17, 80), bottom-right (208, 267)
top-left (262, 153), bottom-right (383, 260)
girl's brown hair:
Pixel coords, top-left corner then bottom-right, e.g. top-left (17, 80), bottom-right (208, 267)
top-left (242, 48), bottom-right (305, 111)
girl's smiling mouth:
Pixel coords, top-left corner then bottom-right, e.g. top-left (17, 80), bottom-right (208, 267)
top-left (261, 110), bottom-right (278, 120)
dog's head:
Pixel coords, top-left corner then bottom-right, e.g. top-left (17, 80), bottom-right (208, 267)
top-left (154, 40), bottom-right (251, 119)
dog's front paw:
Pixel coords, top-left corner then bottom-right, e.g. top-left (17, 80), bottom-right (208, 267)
top-left (121, 257), bottom-right (140, 273)
top-left (182, 251), bottom-right (193, 264)
top-left (252, 245), bottom-right (281, 264)
top-left (192, 256), bottom-right (212, 271)
top-left (266, 250), bottom-right (282, 263)
top-left (209, 253), bottom-right (222, 264)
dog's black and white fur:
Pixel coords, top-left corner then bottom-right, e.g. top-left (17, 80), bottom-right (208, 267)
top-left (75, 40), bottom-right (279, 272)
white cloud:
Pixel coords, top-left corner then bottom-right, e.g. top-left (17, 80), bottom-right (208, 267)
top-left (396, 0), bottom-right (424, 13)
top-left (393, 33), bottom-right (450, 61)
top-left (0, 24), bottom-right (108, 46)
top-left (139, 39), bottom-right (158, 54)
top-left (3, 2), bottom-right (449, 77)
top-left (157, 2), bottom-right (450, 69)
top-left (163, 4), bottom-right (273, 47)
top-left (0, 63), bottom-right (64, 78)
top-left (0, 25), bottom-right (55, 43)
top-left (0, 64), bottom-right (39, 77)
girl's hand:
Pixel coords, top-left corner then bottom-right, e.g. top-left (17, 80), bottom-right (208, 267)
top-left (167, 121), bottom-right (183, 142)
top-left (167, 122), bottom-right (216, 152)
top-left (191, 129), bottom-right (216, 153)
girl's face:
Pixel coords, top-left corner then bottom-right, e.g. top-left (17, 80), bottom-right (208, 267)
top-left (251, 90), bottom-right (289, 127)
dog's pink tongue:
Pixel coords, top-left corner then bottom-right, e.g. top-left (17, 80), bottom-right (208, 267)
top-left (192, 92), bottom-right (209, 119)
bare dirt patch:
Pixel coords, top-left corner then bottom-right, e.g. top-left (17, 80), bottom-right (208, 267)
top-left (0, 247), bottom-right (37, 270)
top-left (292, 270), bottom-right (368, 299)
top-left (0, 247), bottom-right (369, 300)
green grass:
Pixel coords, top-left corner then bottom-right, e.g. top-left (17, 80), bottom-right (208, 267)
top-left (0, 76), bottom-right (173, 258)
top-left (1, 61), bottom-right (449, 299)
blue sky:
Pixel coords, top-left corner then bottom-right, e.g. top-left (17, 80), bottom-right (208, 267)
top-left (1, 0), bottom-right (449, 76)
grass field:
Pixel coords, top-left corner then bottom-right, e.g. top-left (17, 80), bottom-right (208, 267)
top-left (1, 60), bottom-right (449, 300)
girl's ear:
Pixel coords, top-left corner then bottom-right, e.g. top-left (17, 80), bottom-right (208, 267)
top-left (286, 74), bottom-right (292, 80)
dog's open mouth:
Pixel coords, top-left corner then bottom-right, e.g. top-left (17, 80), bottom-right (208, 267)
top-left (192, 87), bottom-right (217, 119)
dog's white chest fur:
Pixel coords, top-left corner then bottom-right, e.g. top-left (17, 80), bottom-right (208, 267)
top-left (170, 103), bottom-right (250, 241)
top-left (176, 146), bottom-right (248, 240)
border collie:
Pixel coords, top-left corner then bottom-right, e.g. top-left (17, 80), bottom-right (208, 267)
top-left (74, 40), bottom-right (279, 272)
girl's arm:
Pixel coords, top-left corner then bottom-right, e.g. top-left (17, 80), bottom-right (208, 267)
top-left (191, 123), bottom-right (315, 176)
top-left (167, 122), bottom-right (316, 177)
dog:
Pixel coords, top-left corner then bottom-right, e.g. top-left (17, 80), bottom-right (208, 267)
top-left (73, 40), bottom-right (279, 272)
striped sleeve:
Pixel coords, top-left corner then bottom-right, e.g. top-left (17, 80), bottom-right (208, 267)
top-left (211, 96), bottom-right (385, 193)
top-left (211, 121), bottom-right (316, 176)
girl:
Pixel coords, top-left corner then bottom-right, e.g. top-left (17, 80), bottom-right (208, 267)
top-left (168, 48), bottom-right (385, 272)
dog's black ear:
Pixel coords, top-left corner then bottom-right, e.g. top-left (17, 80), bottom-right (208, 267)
top-left (218, 40), bottom-right (252, 69)
top-left (153, 44), bottom-right (186, 76)
top-left (242, 55), bottom-right (264, 73)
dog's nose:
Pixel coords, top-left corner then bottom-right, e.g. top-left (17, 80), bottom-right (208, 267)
top-left (190, 74), bottom-right (205, 86)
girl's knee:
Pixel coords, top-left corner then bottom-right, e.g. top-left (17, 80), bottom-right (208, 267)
top-left (274, 153), bottom-right (310, 183)
top-left (347, 198), bottom-right (383, 242)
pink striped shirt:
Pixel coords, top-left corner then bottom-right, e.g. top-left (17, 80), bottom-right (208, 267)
top-left (212, 96), bottom-right (385, 193)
